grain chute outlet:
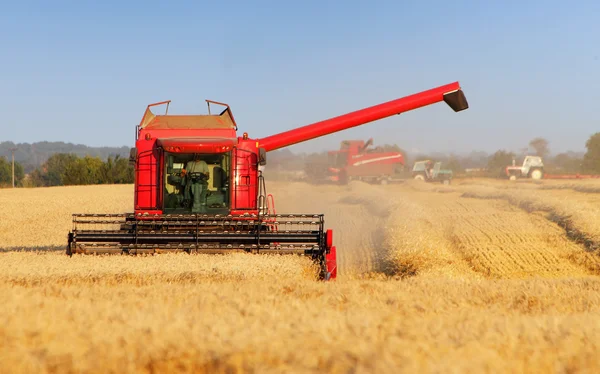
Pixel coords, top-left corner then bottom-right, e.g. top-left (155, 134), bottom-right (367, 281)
top-left (67, 82), bottom-right (469, 280)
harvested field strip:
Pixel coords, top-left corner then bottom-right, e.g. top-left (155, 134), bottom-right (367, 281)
top-left (390, 186), bottom-right (596, 278)
top-left (272, 181), bottom-right (392, 276)
top-left (377, 192), bottom-right (479, 279)
top-left (460, 186), bottom-right (600, 250)
top-left (449, 204), bottom-right (589, 278)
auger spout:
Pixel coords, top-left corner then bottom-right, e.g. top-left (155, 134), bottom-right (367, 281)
top-left (258, 82), bottom-right (468, 152)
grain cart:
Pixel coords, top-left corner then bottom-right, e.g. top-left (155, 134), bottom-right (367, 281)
top-left (67, 82), bottom-right (469, 280)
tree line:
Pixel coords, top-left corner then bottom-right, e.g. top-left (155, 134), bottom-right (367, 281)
top-left (483, 133), bottom-right (600, 177)
top-left (0, 141), bottom-right (130, 173)
top-left (2, 132), bottom-right (600, 187)
top-left (0, 153), bottom-right (133, 187)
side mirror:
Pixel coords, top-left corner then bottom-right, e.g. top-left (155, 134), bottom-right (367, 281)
top-left (258, 148), bottom-right (267, 166)
top-left (128, 148), bottom-right (137, 166)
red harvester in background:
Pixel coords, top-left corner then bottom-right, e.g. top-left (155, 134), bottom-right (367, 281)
top-left (67, 82), bottom-right (469, 280)
top-left (323, 138), bottom-right (405, 184)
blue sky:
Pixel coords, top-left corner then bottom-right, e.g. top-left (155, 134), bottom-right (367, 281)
top-left (1, 0), bottom-right (598, 155)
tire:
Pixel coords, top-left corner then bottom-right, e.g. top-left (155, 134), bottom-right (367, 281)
top-left (509, 175), bottom-right (517, 181)
top-left (414, 174), bottom-right (425, 181)
top-left (530, 169), bottom-right (543, 180)
top-left (442, 179), bottom-right (451, 186)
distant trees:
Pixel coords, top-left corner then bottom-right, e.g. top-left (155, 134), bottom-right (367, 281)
top-left (0, 141), bottom-right (130, 173)
top-left (550, 152), bottom-right (582, 174)
top-left (98, 155), bottom-right (134, 184)
top-left (268, 149), bottom-right (306, 171)
top-left (0, 157), bottom-right (24, 186)
top-left (63, 156), bottom-right (104, 185)
top-left (487, 150), bottom-right (515, 177)
top-left (27, 153), bottom-right (134, 187)
top-left (529, 137), bottom-right (550, 158)
top-left (445, 155), bottom-right (464, 174)
top-left (46, 153), bottom-right (79, 186)
top-left (302, 151), bottom-right (331, 181)
top-left (583, 132), bottom-right (600, 173)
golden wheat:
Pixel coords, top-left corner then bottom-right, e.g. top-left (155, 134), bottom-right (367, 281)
top-left (0, 184), bottom-right (132, 249)
top-left (457, 182), bottom-right (600, 244)
top-left (1, 252), bottom-right (600, 374)
top-left (1, 180), bottom-right (600, 373)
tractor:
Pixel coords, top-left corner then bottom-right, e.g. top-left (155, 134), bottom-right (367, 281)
top-left (412, 160), bottom-right (453, 185)
top-left (505, 155), bottom-right (544, 180)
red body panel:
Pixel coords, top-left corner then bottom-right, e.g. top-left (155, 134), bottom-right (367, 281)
top-left (347, 152), bottom-right (403, 176)
top-left (326, 246), bottom-right (337, 279)
top-left (157, 138), bottom-right (235, 153)
top-left (134, 133), bottom-right (160, 211)
top-left (232, 139), bottom-right (259, 210)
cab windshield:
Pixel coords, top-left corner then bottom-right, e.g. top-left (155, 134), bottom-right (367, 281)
top-left (163, 152), bottom-right (231, 214)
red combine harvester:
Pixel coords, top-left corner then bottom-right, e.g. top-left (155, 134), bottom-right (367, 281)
top-left (325, 138), bottom-right (405, 184)
top-left (67, 82), bottom-right (469, 280)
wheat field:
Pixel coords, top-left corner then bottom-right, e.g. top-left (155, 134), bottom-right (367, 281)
top-left (1, 179), bottom-right (600, 373)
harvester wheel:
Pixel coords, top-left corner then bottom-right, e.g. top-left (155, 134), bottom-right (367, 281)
top-left (414, 174), bottom-right (425, 181)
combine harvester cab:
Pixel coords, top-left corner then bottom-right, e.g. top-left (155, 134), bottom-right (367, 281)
top-left (67, 83), bottom-right (469, 280)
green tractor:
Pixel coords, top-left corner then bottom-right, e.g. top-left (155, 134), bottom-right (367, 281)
top-left (412, 160), bottom-right (453, 185)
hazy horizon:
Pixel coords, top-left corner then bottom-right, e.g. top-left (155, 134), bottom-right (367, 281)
top-left (2, 1), bottom-right (598, 156)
